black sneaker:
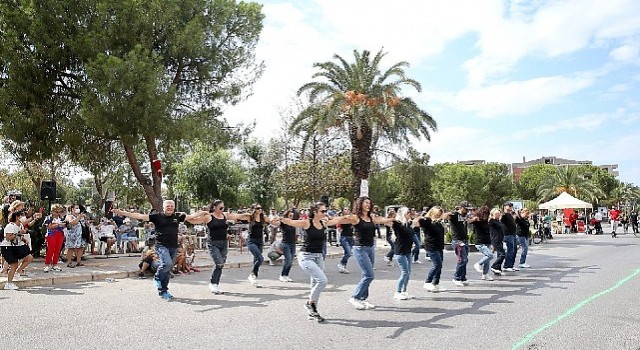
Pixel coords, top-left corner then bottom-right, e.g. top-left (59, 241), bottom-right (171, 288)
top-left (138, 272), bottom-right (146, 279)
top-left (306, 302), bottom-right (325, 323)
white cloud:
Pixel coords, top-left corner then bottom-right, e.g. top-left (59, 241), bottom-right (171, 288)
top-left (434, 74), bottom-right (595, 118)
top-left (609, 41), bottom-right (640, 63)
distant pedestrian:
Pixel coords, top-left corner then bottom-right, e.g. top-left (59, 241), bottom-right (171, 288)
top-left (630, 211), bottom-right (639, 234)
top-left (609, 206), bottom-right (621, 238)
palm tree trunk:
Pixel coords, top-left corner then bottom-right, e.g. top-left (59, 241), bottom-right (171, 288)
top-left (349, 123), bottom-right (373, 200)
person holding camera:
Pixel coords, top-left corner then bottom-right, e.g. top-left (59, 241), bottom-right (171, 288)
top-left (1, 211), bottom-right (35, 289)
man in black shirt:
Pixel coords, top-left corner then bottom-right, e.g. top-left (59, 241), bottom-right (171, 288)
top-left (630, 211), bottom-right (639, 235)
top-left (447, 201), bottom-right (475, 287)
top-left (113, 200), bottom-right (208, 300)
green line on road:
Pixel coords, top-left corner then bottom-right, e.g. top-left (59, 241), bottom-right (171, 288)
top-left (512, 267), bottom-right (640, 350)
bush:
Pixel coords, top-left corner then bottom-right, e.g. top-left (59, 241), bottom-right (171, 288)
top-left (444, 230), bottom-right (452, 244)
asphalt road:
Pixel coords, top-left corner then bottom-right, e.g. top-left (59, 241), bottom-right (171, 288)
top-left (2, 233), bottom-right (639, 350)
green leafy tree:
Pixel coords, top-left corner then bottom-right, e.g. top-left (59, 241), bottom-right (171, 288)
top-left (293, 49), bottom-right (437, 199)
top-left (516, 164), bottom-right (558, 200)
top-left (368, 167), bottom-right (401, 208)
top-left (393, 149), bottom-right (435, 208)
top-left (0, 0), bottom-right (265, 210)
top-left (431, 163), bottom-right (485, 209)
top-left (480, 162), bottom-right (515, 208)
top-left (536, 166), bottom-right (603, 202)
top-left (174, 145), bottom-right (246, 208)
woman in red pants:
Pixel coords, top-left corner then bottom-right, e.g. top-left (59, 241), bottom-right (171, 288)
top-left (43, 204), bottom-right (66, 272)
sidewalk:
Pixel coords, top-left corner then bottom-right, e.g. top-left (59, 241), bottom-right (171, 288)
top-left (0, 242), bottom-right (353, 289)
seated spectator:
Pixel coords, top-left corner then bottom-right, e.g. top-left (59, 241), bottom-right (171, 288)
top-left (185, 244), bottom-right (199, 273)
top-left (118, 218), bottom-right (140, 253)
top-left (267, 240), bottom-right (284, 266)
top-left (98, 218), bottom-right (117, 255)
top-left (174, 246), bottom-right (189, 274)
top-left (138, 238), bottom-right (159, 279)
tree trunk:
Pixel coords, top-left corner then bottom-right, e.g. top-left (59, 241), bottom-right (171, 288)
top-left (348, 123), bottom-right (373, 200)
top-left (123, 139), bottom-right (162, 211)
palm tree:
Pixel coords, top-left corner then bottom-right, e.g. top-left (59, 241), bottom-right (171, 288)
top-left (293, 49), bottom-right (437, 199)
top-left (536, 166), bottom-right (603, 202)
top-left (608, 182), bottom-right (640, 207)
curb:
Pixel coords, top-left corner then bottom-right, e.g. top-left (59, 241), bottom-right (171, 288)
top-left (0, 252), bottom-right (344, 290)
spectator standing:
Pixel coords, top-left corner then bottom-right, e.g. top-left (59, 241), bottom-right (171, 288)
top-left (609, 206), bottom-right (621, 237)
top-left (1, 213), bottom-right (34, 290)
top-left (630, 211), bottom-right (639, 234)
top-left (43, 204), bottom-right (66, 272)
top-left (64, 204), bottom-right (87, 268)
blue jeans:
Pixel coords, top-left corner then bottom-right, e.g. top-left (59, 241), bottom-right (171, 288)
top-left (154, 244), bottom-right (177, 294)
top-left (517, 236), bottom-right (528, 264)
top-left (504, 235), bottom-right (517, 268)
top-left (298, 252), bottom-right (327, 302)
top-left (208, 240), bottom-right (228, 285)
top-left (426, 250), bottom-right (443, 284)
top-left (394, 253), bottom-right (411, 293)
top-left (248, 240), bottom-right (264, 277)
top-left (352, 245), bottom-right (375, 300)
top-left (475, 244), bottom-right (494, 274)
top-left (281, 242), bottom-right (296, 276)
top-left (452, 240), bottom-right (469, 281)
top-left (385, 236), bottom-right (396, 260)
top-left (411, 232), bottom-right (421, 262)
top-left (339, 236), bottom-right (354, 266)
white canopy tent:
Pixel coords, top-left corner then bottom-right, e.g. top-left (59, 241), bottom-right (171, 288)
top-left (538, 192), bottom-right (593, 210)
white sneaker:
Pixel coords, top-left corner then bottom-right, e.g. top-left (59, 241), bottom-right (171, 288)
top-left (490, 268), bottom-right (502, 275)
top-left (208, 283), bottom-right (222, 294)
top-left (361, 300), bottom-right (376, 309)
top-left (338, 264), bottom-right (350, 274)
top-left (462, 280), bottom-right (470, 286)
top-left (512, 267), bottom-right (520, 271)
top-left (452, 279), bottom-right (464, 287)
top-left (52, 266), bottom-right (63, 272)
top-left (423, 282), bottom-right (436, 292)
top-left (383, 256), bottom-right (392, 265)
top-left (3, 283), bottom-right (18, 290)
top-left (279, 275), bottom-right (289, 282)
top-left (248, 273), bottom-right (259, 286)
top-left (269, 260), bottom-right (275, 266)
top-left (481, 274), bottom-right (494, 281)
top-left (519, 263), bottom-right (531, 268)
top-left (393, 292), bottom-right (408, 300)
top-left (504, 267), bottom-right (515, 272)
top-left (473, 263), bottom-right (482, 273)
top-left (285, 276), bottom-right (293, 282)
top-left (414, 260), bottom-right (423, 264)
top-left (402, 292), bottom-right (415, 299)
top-left (43, 266), bottom-right (50, 273)
top-left (349, 297), bottom-right (366, 310)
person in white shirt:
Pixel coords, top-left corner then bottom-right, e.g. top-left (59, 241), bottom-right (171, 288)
top-left (1, 213), bottom-right (34, 290)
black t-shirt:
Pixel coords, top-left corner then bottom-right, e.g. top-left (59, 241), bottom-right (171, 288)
top-left (501, 212), bottom-right (517, 235)
top-left (354, 217), bottom-right (376, 246)
top-left (207, 214), bottom-right (228, 241)
top-left (449, 211), bottom-right (468, 241)
top-left (515, 216), bottom-right (530, 237)
top-left (631, 213), bottom-right (638, 224)
top-left (419, 217), bottom-right (445, 251)
top-left (249, 220), bottom-right (265, 242)
top-left (340, 223), bottom-right (353, 237)
top-left (149, 212), bottom-right (186, 248)
top-left (471, 220), bottom-right (491, 245)
top-left (301, 220), bottom-right (325, 253)
top-left (489, 218), bottom-right (504, 245)
top-left (280, 223), bottom-right (297, 244)
top-left (391, 221), bottom-right (414, 255)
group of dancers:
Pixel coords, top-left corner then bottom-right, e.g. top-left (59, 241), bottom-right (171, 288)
top-left (113, 197), bottom-right (533, 323)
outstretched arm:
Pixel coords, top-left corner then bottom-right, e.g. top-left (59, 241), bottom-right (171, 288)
top-left (372, 215), bottom-right (395, 225)
top-left (185, 210), bottom-right (210, 223)
top-left (279, 217), bottom-right (310, 229)
top-left (112, 209), bottom-right (149, 222)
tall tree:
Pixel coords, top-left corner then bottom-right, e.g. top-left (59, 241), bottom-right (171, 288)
top-left (536, 166), bottom-right (603, 202)
top-left (293, 49), bottom-right (437, 199)
top-left (516, 164), bottom-right (558, 201)
top-left (0, 0), bottom-right (264, 210)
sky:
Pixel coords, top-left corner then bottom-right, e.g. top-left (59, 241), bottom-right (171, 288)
top-left (223, 0), bottom-right (640, 185)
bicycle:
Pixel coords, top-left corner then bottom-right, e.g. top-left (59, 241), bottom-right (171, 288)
top-left (533, 222), bottom-right (552, 244)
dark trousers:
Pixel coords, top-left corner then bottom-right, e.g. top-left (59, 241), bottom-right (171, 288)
top-left (491, 241), bottom-right (506, 271)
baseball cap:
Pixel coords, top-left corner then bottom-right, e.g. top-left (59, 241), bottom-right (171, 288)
top-left (457, 201), bottom-right (473, 210)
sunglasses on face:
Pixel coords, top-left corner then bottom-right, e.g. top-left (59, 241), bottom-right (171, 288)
top-left (217, 207), bottom-right (225, 211)
top-left (255, 207), bottom-right (263, 210)
top-left (319, 210), bottom-right (328, 213)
